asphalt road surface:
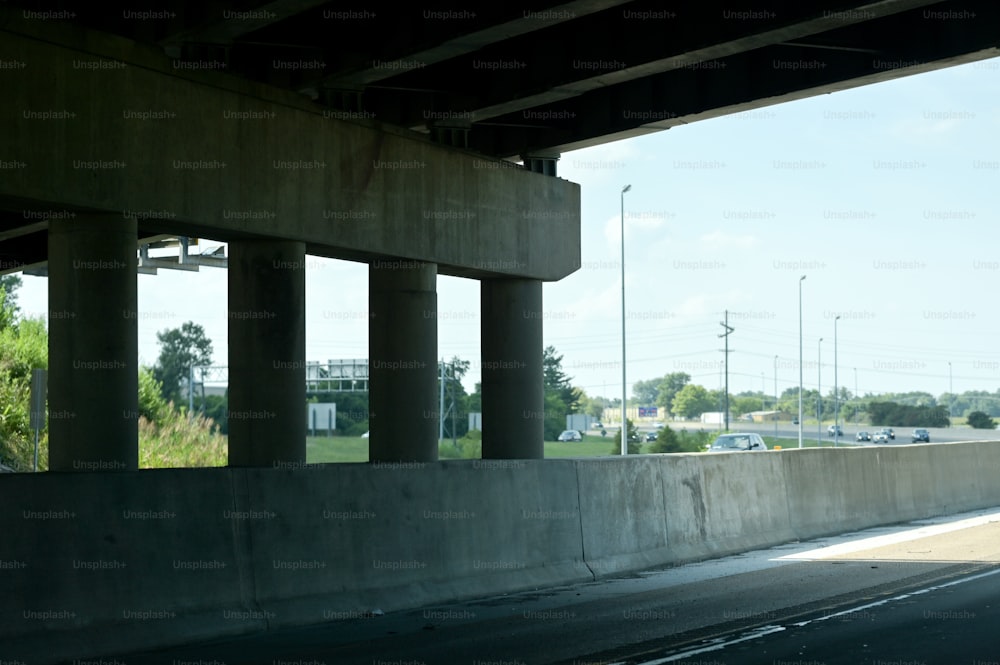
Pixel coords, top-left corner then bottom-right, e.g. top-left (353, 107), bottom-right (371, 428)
top-left (81, 507), bottom-right (1000, 665)
top-left (643, 421), bottom-right (1000, 446)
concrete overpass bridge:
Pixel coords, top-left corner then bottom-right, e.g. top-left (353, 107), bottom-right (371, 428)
top-left (2, 1), bottom-right (999, 661)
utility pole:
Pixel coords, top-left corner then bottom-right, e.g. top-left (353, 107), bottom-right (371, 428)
top-left (719, 310), bottom-right (734, 431)
top-left (439, 358), bottom-right (445, 442)
top-left (774, 355), bottom-right (778, 439)
top-left (817, 337), bottom-right (823, 446)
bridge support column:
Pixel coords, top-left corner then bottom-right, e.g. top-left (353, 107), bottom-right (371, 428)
top-left (369, 259), bottom-right (438, 463)
top-left (227, 240), bottom-right (306, 467)
top-left (48, 215), bottom-right (138, 472)
top-left (481, 279), bottom-right (544, 459)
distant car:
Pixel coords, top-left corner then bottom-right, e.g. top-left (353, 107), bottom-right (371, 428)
top-left (872, 431), bottom-right (889, 444)
top-left (645, 431), bottom-right (658, 442)
top-left (856, 431), bottom-right (871, 442)
top-left (592, 422), bottom-right (604, 430)
top-left (827, 424), bottom-right (843, 437)
top-left (708, 433), bottom-right (768, 452)
top-left (792, 417), bottom-right (799, 425)
top-left (361, 431), bottom-right (369, 438)
top-left (557, 430), bottom-right (583, 442)
top-left (878, 428), bottom-right (895, 440)
top-left (912, 428), bottom-right (930, 443)
top-left (653, 422), bottom-right (665, 429)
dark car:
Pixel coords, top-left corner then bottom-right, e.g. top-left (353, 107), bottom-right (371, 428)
top-left (912, 428), bottom-right (930, 443)
top-left (645, 431), bottom-right (658, 442)
top-left (856, 431), bottom-right (871, 442)
top-left (708, 433), bottom-right (768, 452)
top-left (881, 428), bottom-right (895, 440)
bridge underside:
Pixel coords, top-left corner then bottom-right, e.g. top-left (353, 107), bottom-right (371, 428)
top-left (2, 0), bottom-right (998, 468)
top-left (2, 2), bottom-right (1000, 659)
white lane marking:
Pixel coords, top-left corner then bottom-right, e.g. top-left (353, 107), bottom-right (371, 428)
top-left (609, 624), bottom-right (788, 665)
top-left (794, 565), bottom-right (1000, 627)
top-left (775, 509), bottom-right (1000, 561)
top-left (628, 566), bottom-right (1000, 665)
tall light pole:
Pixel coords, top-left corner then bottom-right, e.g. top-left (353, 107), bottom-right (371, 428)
top-left (761, 372), bottom-right (766, 411)
top-left (854, 367), bottom-right (858, 427)
top-left (948, 361), bottom-right (953, 426)
top-left (620, 184), bottom-right (631, 454)
top-left (817, 337), bottom-right (823, 446)
top-left (774, 355), bottom-right (778, 438)
top-left (798, 275), bottom-right (806, 448)
top-left (718, 360), bottom-right (724, 431)
top-left (834, 315), bottom-right (841, 447)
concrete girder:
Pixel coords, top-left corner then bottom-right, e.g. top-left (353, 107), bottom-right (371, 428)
top-left (0, 12), bottom-right (581, 282)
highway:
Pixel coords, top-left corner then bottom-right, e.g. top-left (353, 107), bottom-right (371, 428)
top-left (634, 420), bottom-right (1000, 446)
top-left (84, 507), bottom-right (1000, 665)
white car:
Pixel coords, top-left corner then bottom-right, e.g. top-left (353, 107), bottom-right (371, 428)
top-left (872, 431), bottom-right (889, 443)
top-left (557, 430), bottom-right (583, 442)
top-left (708, 433), bottom-right (767, 452)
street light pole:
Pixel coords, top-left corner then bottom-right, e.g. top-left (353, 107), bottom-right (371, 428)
top-left (854, 367), bottom-right (858, 427)
top-left (774, 355), bottom-right (778, 438)
top-left (818, 337), bottom-right (823, 447)
top-left (948, 361), bottom-right (953, 426)
top-left (834, 315), bottom-right (841, 447)
top-left (620, 184), bottom-right (631, 455)
top-left (798, 275), bottom-right (806, 448)
top-left (761, 372), bottom-right (765, 412)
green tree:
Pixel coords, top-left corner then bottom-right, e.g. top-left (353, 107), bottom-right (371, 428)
top-left (544, 392), bottom-right (569, 441)
top-left (731, 394), bottom-right (763, 418)
top-left (138, 365), bottom-right (171, 424)
top-left (632, 378), bottom-right (660, 407)
top-left (542, 346), bottom-right (580, 440)
top-left (967, 410), bottom-right (996, 429)
top-left (869, 401), bottom-right (949, 427)
top-left (577, 391), bottom-right (605, 419)
top-left (656, 372), bottom-right (690, 415)
top-left (648, 425), bottom-right (712, 453)
top-left (611, 418), bottom-right (641, 454)
top-left (543, 346), bottom-right (580, 412)
top-left (467, 382), bottom-right (482, 415)
top-left (672, 384), bottom-right (715, 419)
top-left (0, 311), bottom-right (48, 470)
top-left (0, 274), bottom-right (22, 330)
top-left (152, 322), bottom-right (213, 405)
top-left (439, 356), bottom-right (470, 439)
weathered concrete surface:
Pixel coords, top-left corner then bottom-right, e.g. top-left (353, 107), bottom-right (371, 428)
top-left (0, 10), bottom-right (580, 280)
top-left (368, 261), bottom-right (439, 463)
top-left (47, 215), bottom-right (138, 471)
top-left (481, 278), bottom-right (544, 459)
top-left (5, 443), bottom-right (1000, 664)
top-left (227, 239), bottom-right (307, 467)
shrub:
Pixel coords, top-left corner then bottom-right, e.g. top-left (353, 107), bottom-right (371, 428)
top-left (967, 410), bottom-right (996, 430)
top-left (611, 420), bottom-right (641, 454)
top-left (139, 412), bottom-right (227, 468)
top-left (648, 426), bottom-right (713, 453)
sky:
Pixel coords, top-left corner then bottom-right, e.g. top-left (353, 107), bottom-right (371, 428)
top-left (14, 56), bottom-right (1000, 404)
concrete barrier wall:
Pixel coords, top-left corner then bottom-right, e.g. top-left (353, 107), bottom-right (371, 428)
top-left (4, 442), bottom-right (1000, 663)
